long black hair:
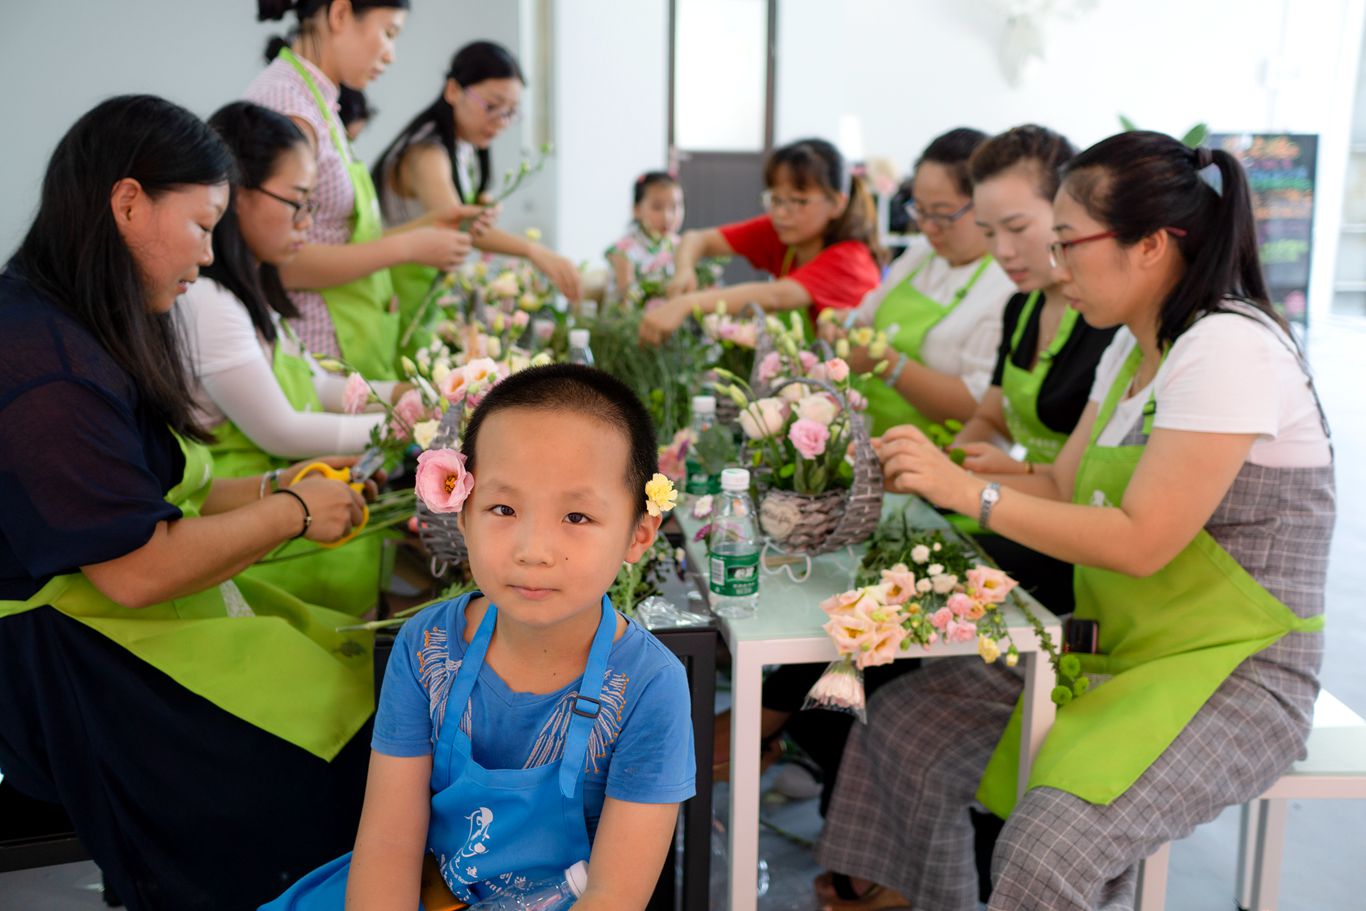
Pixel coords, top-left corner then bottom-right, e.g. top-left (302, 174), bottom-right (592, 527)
top-left (258, 0), bottom-right (410, 63)
top-left (15, 95), bottom-right (234, 443)
top-left (372, 40), bottom-right (525, 200)
top-left (203, 102), bottom-right (307, 345)
top-left (1060, 130), bottom-right (1284, 350)
top-left (764, 138), bottom-right (886, 264)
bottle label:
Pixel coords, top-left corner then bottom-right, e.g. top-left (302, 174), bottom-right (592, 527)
top-left (710, 551), bottom-right (759, 597)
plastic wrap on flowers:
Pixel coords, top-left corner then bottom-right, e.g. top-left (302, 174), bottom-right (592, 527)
top-left (802, 657), bottom-right (867, 722)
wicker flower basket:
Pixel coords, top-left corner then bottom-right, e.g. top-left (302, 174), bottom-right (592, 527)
top-left (414, 406), bottom-right (468, 577)
top-left (749, 375), bottom-right (883, 555)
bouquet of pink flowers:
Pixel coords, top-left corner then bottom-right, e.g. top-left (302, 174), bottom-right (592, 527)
top-left (804, 524), bottom-right (1020, 720)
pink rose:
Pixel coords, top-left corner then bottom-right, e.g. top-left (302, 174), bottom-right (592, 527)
top-left (847, 388), bottom-right (868, 412)
top-left (415, 448), bottom-right (475, 514)
top-left (510, 310), bottom-right (531, 329)
top-left (788, 418), bottom-right (830, 459)
top-left (757, 351), bottom-right (783, 384)
top-left (946, 591), bottom-right (975, 618)
top-left (966, 566), bottom-right (1019, 604)
top-left (729, 322), bottom-right (759, 348)
top-left (342, 372), bottom-right (369, 414)
top-left (929, 607), bottom-right (954, 631)
top-left (387, 389), bottom-right (427, 440)
top-left (824, 358), bottom-right (851, 382)
top-left (798, 351), bottom-right (820, 374)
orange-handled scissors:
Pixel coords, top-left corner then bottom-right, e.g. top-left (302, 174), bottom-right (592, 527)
top-left (289, 447), bottom-right (384, 548)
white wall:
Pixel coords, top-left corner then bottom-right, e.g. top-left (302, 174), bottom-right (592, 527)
top-left (774, 0), bottom-right (1366, 322)
top-left (0, 0), bottom-right (535, 255)
top-left (550, 0), bottom-right (671, 264)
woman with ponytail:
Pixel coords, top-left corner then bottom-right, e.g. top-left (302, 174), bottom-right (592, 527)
top-left (247, 0), bottom-right (488, 379)
top-left (813, 132), bottom-right (1334, 910)
top-left (638, 137), bottom-right (883, 345)
top-left (839, 128), bottom-right (1016, 436)
top-left (375, 39), bottom-right (582, 337)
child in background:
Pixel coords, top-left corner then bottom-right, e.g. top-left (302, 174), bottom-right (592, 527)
top-left (263, 364), bottom-right (696, 911)
top-left (605, 171), bottom-right (687, 306)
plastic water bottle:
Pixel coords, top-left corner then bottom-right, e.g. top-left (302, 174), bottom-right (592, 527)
top-left (684, 395), bottom-right (720, 496)
top-left (465, 861), bottom-right (588, 910)
top-left (709, 468), bottom-right (759, 619)
top-left (567, 328), bottom-right (594, 366)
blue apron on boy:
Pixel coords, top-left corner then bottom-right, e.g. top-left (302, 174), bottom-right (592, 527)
top-left (261, 595), bottom-right (615, 909)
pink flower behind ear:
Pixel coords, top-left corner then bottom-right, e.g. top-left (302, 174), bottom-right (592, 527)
top-left (415, 448), bottom-right (475, 514)
top-left (342, 373), bottom-right (369, 414)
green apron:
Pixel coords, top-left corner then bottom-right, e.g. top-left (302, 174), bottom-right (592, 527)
top-left (977, 345), bottom-right (1323, 815)
top-left (207, 321), bottom-right (383, 616)
top-left (0, 434), bottom-right (374, 760)
top-left (281, 48), bottom-right (400, 380)
top-left (860, 252), bottom-right (995, 435)
top-left (1000, 291), bottom-right (1081, 465)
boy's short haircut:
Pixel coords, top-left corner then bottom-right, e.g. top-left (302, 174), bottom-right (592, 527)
top-left (461, 364), bottom-right (660, 518)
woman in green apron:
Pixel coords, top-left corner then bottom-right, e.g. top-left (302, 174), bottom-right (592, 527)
top-left (835, 128), bottom-right (1016, 436)
top-left (248, 0), bottom-right (484, 380)
top-left (374, 40), bottom-right (583, 353)
top-left (180, 101), bottom-right (398, 615)
top-left (944, 125), bottom-right (1119, 618)
top-left (0, 96), bottom-right (381, 911)
top-left (638, 138), bottom-right (884, 346)
top-left (813, 131), bottom-right (1335, 911)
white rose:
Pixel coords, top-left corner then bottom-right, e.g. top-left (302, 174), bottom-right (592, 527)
top-left (916, 578), bottom-right (933, 593)
top-left (737, 397), bottom-right (788, 439)
top-left (794, 394), bottom-right (840, 427)
top-left (932, 573), bottom-right (958, 594)
top-left (928, 563), bottom-right (944, 576)
top-left (778, 382), bottom-right (811, 404)
top-left (910, 544), bottom-right (931, 564)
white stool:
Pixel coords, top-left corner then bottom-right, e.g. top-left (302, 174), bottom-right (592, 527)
top-left (1134, 689), bottom-right (1366, 911)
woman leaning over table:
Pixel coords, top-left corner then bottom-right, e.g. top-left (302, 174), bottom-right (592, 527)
top-left (247, 0), bottom-right (488, 379)
top-left (812, 131), bottom-right (1334, 911)
top-left (0, 96), bottom-right (379, 911)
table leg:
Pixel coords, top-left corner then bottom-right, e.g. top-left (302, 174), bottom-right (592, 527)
top-left (728, 645), bottom-right (763, 911)
top-left (1019, 647), bottom-right (1057, 795)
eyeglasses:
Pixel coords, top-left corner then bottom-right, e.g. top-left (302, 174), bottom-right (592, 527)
top-left (254, 187), bottom-right (318, 225)
top-left (761, 190), bottom-right (815, 214)
top-left (465, 87), bottom-right (521, 125)
top-left (905, 200), bottom-right (974, 229)
top-left (1048, 227), bottom-right (1187, 269)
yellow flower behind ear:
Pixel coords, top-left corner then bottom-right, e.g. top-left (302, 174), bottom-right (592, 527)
top-left (645, 473), bottom-right (678, 517)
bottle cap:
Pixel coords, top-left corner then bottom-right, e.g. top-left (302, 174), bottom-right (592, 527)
top-left (720, 468), bottom-right (750, 491)
top-left (564, 860), bottom-right (589, 897)
top-left (569, 328), bottom-right (590, 348)
top-left (692, 395), bottom-right (716, 414)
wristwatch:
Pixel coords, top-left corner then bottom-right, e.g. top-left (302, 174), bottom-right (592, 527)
top-left (978, 482), bottom-right (1001, 530)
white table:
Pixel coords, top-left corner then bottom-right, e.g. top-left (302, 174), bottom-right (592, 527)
top-left (677, 495), bottom-right (1062, 911)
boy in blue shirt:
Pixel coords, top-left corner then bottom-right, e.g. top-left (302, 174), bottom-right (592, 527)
top-left (266, 365), bottom-right (696, 909)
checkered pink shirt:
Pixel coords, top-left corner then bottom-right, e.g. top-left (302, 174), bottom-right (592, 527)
top-left (244, 55), bottom-right (358, 358)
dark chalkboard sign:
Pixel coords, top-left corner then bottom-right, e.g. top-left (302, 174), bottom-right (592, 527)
top-left (1209, 133), bottom-right (1317, 327)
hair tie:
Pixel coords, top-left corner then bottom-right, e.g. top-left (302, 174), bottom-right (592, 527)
top-left (1193, 146), bottom-right (1214, 170)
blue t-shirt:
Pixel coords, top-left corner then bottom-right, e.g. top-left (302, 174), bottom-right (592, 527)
top-left (373, 594), bottom-right (697, 838)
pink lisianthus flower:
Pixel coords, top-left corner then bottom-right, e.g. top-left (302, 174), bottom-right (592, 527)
top-left (510, 310), bottom-right (531, 329)
top-left (387, 389), bottom-right (428, 441)
top-left (820, 587), bottom-right (867, 618)
top-left (414, 448), bottom-right (475, 514)
top-left (438, 368), bottom-right (469, 405)
top-left (966, 566), bottom-right (1019, 604)
top-left (728, 321), bottom-right (759, 348)
top-left (946, 591), bottom-right (976, 618)
top-left (342, 372), bottom-right (370, 414)
top-left (859, 622), bottom-right (905, 668)
top-left (945, 618), bottom-right (978, 644)
top-left (879, 564), bottom-right (918, 605)
top-left (824, 358), bottom-right (851, 382)
top-left (757, 351), bottom-right (783, 384)
top-left (789, 418), bottom-right (830, 459)
top-left (823, 612), bottom-right (875, 657)
top-left (929, 607), bottom-right (954, 631)
top-left (798, 350), bottom-right (820, 374)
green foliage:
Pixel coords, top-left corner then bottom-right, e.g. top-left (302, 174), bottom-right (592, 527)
top-left (1118, 115), bottom-right (1210, 149)
top-left (854, 511), bottom-right (974, 588)
top-left (692, 423), bottom-right (738, 475)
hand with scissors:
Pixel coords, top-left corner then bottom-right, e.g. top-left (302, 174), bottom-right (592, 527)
top-left (278, 448), bottom-right (386, 547)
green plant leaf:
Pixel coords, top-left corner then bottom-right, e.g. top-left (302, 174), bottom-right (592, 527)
top-left (1181, 122), bottom-right (1209, 148)
top-left (1118, 114), bottom-right (1139, 132)
top-left (778, 463), bottom-right (796, 478)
